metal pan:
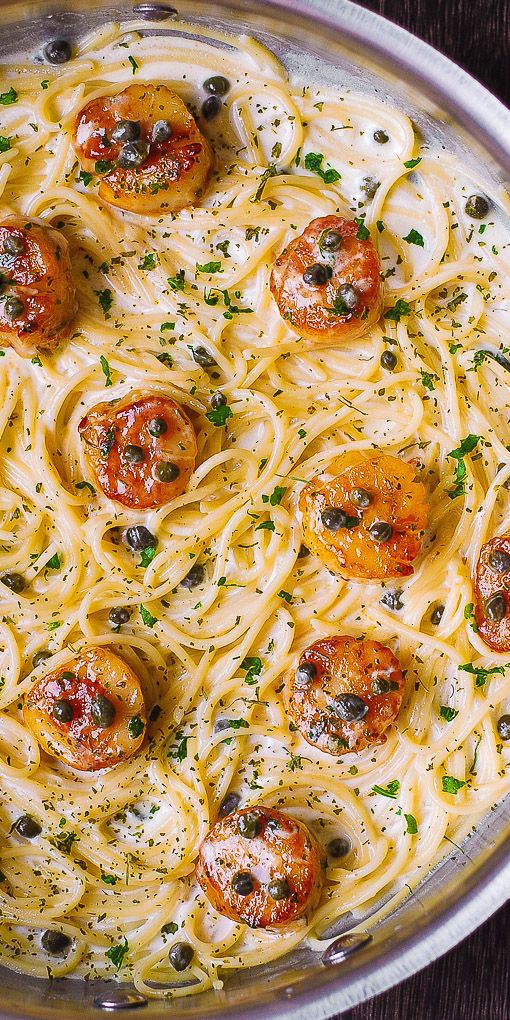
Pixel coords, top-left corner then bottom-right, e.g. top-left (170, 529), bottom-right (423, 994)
top-left (0, 1), bottom-right (509, 1017)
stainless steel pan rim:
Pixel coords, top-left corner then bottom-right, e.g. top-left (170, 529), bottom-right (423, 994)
top-left (0, 1), bottom-right (509, 1017)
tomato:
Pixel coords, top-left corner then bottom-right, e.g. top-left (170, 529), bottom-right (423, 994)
top-left (474, 535), bottom-right (510, 652)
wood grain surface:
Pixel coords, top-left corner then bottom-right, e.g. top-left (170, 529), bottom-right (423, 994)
top-left (332, 3), bottom-right (510, 1018)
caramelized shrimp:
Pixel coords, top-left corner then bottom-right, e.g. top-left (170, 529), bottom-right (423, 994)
top-left (286, 635), bottom-right (405, 754)
top-left (23, 646), bottom-right (146, 771)
top-left (269, 214), bottom-right (382, 347)
top-left (196, 806), bottom-right (325, 928)
top-left (299, 450), bottom-right (429, 579)
top-left (0, 216), bottom-right (76, 356)
top-left (474, 536), bottom-right (510, 652)
top-left (73, 84), bottom-right (213, 214)
top-left (78, 392), bottom-right (197, 509)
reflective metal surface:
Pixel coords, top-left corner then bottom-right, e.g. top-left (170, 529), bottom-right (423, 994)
top-left (0, 1), bottom-right (510, 1017)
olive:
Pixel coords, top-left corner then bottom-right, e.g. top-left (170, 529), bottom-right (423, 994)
top-left (108, 606), bottom-right (131, 627)
top-left (237, 812), bottom-right (262, 839)
top-left (295, 661), bottom-right (317, 687)
top-left (125, 525), bottom-right (156, 550)
top-left (169, 941), bottom-right (194, 971)
top-left (380, 350), bottom-right (397, 370)
top-left (41, 930), bottom-right (71, 955)
top-left (52, 699), bottom-right (74, 724)
top-left (336, 283), bottom-right (358, 311)
top-left (302, 263), bottom-right (332, 286)
top-left (2, 572), bottom-right (26, 593)
top-left (156, 461), bottom-right (180, 482)
top-left (327, 836), bottom-right (351, 858)
top-left (380, 589), bottom-right (403, 612)
top-left (373, 129), bottom-right (389, 144)
top-left (465, 194), bottom-right (490, 219)
top-left (484, 593), bottom-right (507, 622)
top-left (368, 521), bottom-right (393, 543)
top-left (180, 563), bottom-right (205, 589)
top-left (3, 234), bottom-right (24, 256)
top-left (231, 871), bottom-right (254, 896)
top-left (203, 75), bottom-right (230, 96)
top-left (151, 119), bottom-right (173, 143)
top-left (320, 229), bottom-right (342, 251)
top-left (32, 649), bottom-right (51, 668)
top-left (147, 416), bottom-right (168, 437)
top-left (497, 714), bottom-right (510, 740)
top-left (14, 814), bottom-right (41, 838)
top-left (488, 549), bottom-right (510, 574)
top-left (211, 391), bottom-right (227, 409)
top-left (320, 507), bottom-right (350, 531)
top-left (111, 119), bottom-right (141, 143)
top-left (116, 139), bottom-right (150, 169)
top-left (219, 791), bottom-right (241, 816)
top-left (431, 604), bottom-right (444, 625)
top-left (297, 544), bottom-right (310, 558)
top-left (361, 176), bottom-right (380, 199)
top-left (350, 487), bottom-right (371, 509)
top-left (201, 95), bottom-right (222, 120)
top-left (332, 693), bottom-right (368, 722)
top-left (123, 444), bottom-right (145, 464)
top-left (4, 296), bottom-right (24, 320)
top-left (43, 39), bottom-right (72, 64)
top-left (371, 677), bottom-right (391, 695)
top-left (192, 345), bottom-right (216, 367)
top-left (267, 877), bottom-right (290, 900)
top-left (90, 694), bottom-right (116, 729)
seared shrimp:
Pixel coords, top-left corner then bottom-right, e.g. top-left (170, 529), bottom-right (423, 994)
top-left (286, 635), bottom-right (405, 754)
top-left (196, 806), bottom-right (325, 928)
top-left (474, 536), bottom-right (510, 652)
top-left (74, 83), bottom-right (213, 214)
top-left (299, 450), bottom-right (429, 580)
top-left (78, 392), bottom-right (197, 510)
top-left (23, 646), bottom-right (146, 772)
top-left (270, 214), bottom-right (383, 347)
top-left (0, 216), bottom-right (76, 356)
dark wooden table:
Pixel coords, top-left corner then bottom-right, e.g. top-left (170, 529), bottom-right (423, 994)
top-left (333, 3), bottom-right (510, 1019)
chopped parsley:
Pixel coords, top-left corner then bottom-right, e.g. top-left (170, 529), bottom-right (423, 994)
top-left (196, 260), bottom-right (222, 274)
top-left (100, 355), bottom-right (113, 386)
top-left (253, 163), bottom-right (279, 201)
top-left (139, 544), bottom-right (157, 568)
top-left (138, 253), bottom-right (158, 270)
top-left (0, 87), bottom-right (18, 105)
top-left (458, 661), bottom-right (508, 687)
top-left (419, 369), bottom-right (439, 391)
top-left (354, 216), bottom-right (370, 240)
top-left (106, 937), bottom-right (129, 971)
top-left (128, 715), bottom-right (144, 739)
top-left (139, 604), bottom-right (158, 628)
top-left (372, 780), bottom-right (400, 798)
top-left (446, 434), bottom-right (481, 499)
top-left (78, 169), bottom-right (93, 186)
top-left (240, 656), bottom-right (263, 685)
top-left (255, 520), bottom-right (275, 532)
top-left (403, 228), bottom-right (424, 247)
top-left (128, 55), bottom-right (138, 74)
top-left (95, 289), bottom-right (113, 318)
top-left (277, 590), bottom-right (293, 603)
top-left (45, 552), bottom-right (61, 570)
top-left (167, 270), bottom-right (185, 292)
top-left (439, 706), bottom-right (459, 722)
top-left (95, 160), bottom-right (115, 175)
top-left (404, 813), bottom-right (418, 835)
top-left (0, 136), bottom-right (12, 152)
top-left (403, 156), bottom-right (422, 169)
top-left (442, 775), bottom-right (466, 795)
top-left (385, 299), bottom-right (411, 322)
top-left (303, 151), bottom-right (341, 184)
top-left (206, 404), bottom-right (232, 427)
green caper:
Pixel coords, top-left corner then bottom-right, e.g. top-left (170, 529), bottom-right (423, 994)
top-left (168, 941), bottom-right (194, 971)
top-left (4, 295), bottom-right (24, 320)
top-left (267, 877), bottom-right (290, 900)
top-left (350, 487), bottom-right (371, 509)
top-left (41, 929), bottom-right (71, 955)
top-left (484, 593), bottom-right (507, 623)
top-left (123, 444), bottom-right (145, 464)
top-left (373, 129), bottom-right (389, 144)
top-left (381, 350), bottom-right (397, 371)
top-left (1, 572), bottom-right (26, 593)
top-left (371, 677), bottom-right (391, 695)
top-left (14, 814), bottom-right (41, 838)
top-left (237, 811), bottom-right (262, 839)
top-left (156, 461), bottom-right (180, 482)
top-left (111, 119), bottom-right (141, 143)
top-left (3, 234), bottom-right (24, 256)
top-left (497, 715), bottom-right (510, 740)
top-left (90, 694), bottom-right (116, 729)
top-left (32, 649), bottom-right (52, 668)
top-left (465, 194), bottom-right (490, 219)
top-left (147, 416), bottom-right (168, 437)
top-left (361, 176), bottom-right (380, 200)
top-left (52, 699), bottom-right (74, 724)
top-left (327, 836), bottom-right (351, 858)
top-left (231, 871), bottom-right (254, 896)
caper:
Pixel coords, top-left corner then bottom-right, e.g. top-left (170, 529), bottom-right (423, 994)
top-left (320, 229), bottom-right (342, 251)
top-left (41, 930), bottom-right (71, 955)
top-left (361, 176), bottom-right (380, 199)
top-left (380, 590), bottom-right (403, 612)
top-left (332, 693), bottom-right (368, 722)
top-left (237, 811), bottom-right (262, 839)
top-left (108, 606), bottom-right (131, 627)
top-left (381, 350), bottom-right (397, 371)
top-left (211, 391), bottom-right (227, 409)
top-left (497, 714), bottom-right (510, 740)
top-left (14, 814), bottom-right (41, 838)
top-left (147, 416), bottom-right (168, 437)
top-left (156, 461), bottom-right (180, 483)
top-left (1, 572), bottom-right (26, 593)
top-left (203, 75), bottom-right (230, 96)
top-left (302, 263), bottom-right (332, 286)
top-left (4, 296), bottom-right (24, 320)
top-left (267, 877), bottom-right (290, 900)
top-left (488, 548), bottom-right (510, 574)
top-left (327, 836), bottom-right (351, 858)
top-left (52, 699), bottom-right (74, 724)
top-left (371, 677), bottom-right (391, 695)
top-left (192, 345), bottom-right (216, 367)
top-left (43, 39), bottom-right (72, 64)
top-left (297, 544), bottom-right (310, 558)
top-left (232, 871), bottom-right (254, 896)
top-left (123, 444), bottom-right (145, 464)
top-left (116, 139), bottom-right (150, 169)
top-left (320, 507), bottom-right (349, 531)
top-left (373, 129), bottom-right (389, 144)
top-left (431, 604), bottom-right (444, 626)
top-left (32, 649), bottom-right (51, 668)
top-left (90, 694), bottom-right (116, 729)
top-left (368, 521), bottom-right (393, 543)
top-left (125, 525), bottom-right (156, 550)
top-left (484, 592), bottom-right (507, 622)
top-left (465, 194), bottom-right (490, 219)
top-left (336, 283), bottom-right (358, 311)
top-left (168, 941), bottom-right (194, 971)
top-left (180, 563), bottom-right (205, 589)
top-left (3, 234), bottom-right (24, 256)
top-left (151, 119), bottom-right (173, 143)
top-left (350, 487), bottom-right (371, 509)
top-left (111, 119), bottom-right (141, 143)
top-left (201, 95), bottom-right (222, 120)
top-left (295, 661), bottom-right (317, 687)
top-left (219, 791), bottom-right (241, 816)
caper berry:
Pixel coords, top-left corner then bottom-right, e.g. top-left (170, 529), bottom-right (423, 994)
top-left (14, 814), bottom-right (41, 838)
top-left (381, 350), bottom-right (397, 371)
top-left (237, 811), bottom-right (262, 839)
top-left (350, 487), bottom-right (371, 509)
top-left (32, 649), bottom-right (51, 668)
top-left (327, 836), bottom-right (351, 858)
top-left (489, 548), bottom-right (510, 574)
top-left (4, 296), bottom-right (24, 320)
top-left (156, 461), bottom-right (180, 483)
top-left (180, 563), bottom-right (205, 589)
top-left (192, 345), bottom-right (216, 367)
top-left (168, 941), bottom-right (194, 971)
top-left (116, 139), bottom-right (150, 169)
top-left (151, 119), bottom-right (173, 143)
top-left (332, 693), bottom-right (368, 722)
top-left (43, 39), bottom-right (72, 64)
top-left (232, 871), bottom-right (254, 896)
top-left (1, 572), bottom-right (25, 593)
top-left (3, 234), bottom-right (24, 256)
top-left (219, 791), bottom-right (241, 816)
top-left (320, 229), bottom-right (342, 251)
top-left (211, 391), bottom-right (227, 409)
top-left (320, 507), bottom-right (349, 531)
top-left (108, 606), bottom-right (131, 627)
top-left (41, 930), bottom-right (71, 955)
top-left (368, 521), bottom-right (393, 543)
top-left (52, 699), bottom-right (74, 724)
top-left (465, 194), bottom-right (490, 219)
top-left (267, 877), bottom-right (290, 900)
top-left (303, 262), bottom-right (332, 286)
top-left (371, 677), bottom-right (391, 695)
top-left (123, 444), bottom-right (145, 465)
top-left (373, 129), bottom-right (389, 144)
top-left (361, 176), bottom-right (380, 199)
top-left (125, 525), bottom-right (156, 550)
top-left (295, 661), bottom-right (317, 687)
top-left (336, 283), bottom-right (358, 311)
top-left (111, 119), bottom-right (141, 143)
top-left (147, 416), bottom-right (168, 437)
top-left (380, 590), bottom-right (403, 612)
top-left (90, 694), bottom-right (116, 729)
top-left (201, 95), bottom-right (222, 120)
top-left (431, 604), bottom-right (444, 626)
top-left (484, 592), bottom-right (507, 622)
top-left (497, 714), bottom-right (510, 740)
top-left (203, 75), bottom-right (230, 96)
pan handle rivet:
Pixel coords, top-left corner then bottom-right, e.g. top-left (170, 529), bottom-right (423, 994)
top-left (93, 991), bottom-right (148, 1010)
top-left (322, 931), bottom-right (372, 965)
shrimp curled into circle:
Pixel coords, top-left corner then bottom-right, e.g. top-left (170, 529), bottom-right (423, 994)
top-left (270, 214), bottom-right (383, 347)
top-left (299, 450), bottom-right (429, 580)
top-left (286, 635), bottom-right (405, 755)
top-left (196, 806), bottom-right (325, 929)
top-left (73, 83), bottom-right (213, 214)
top-left (474, 535), bottom-right (510, 652)
top-left (23, 646), bottom-right (146, 772)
